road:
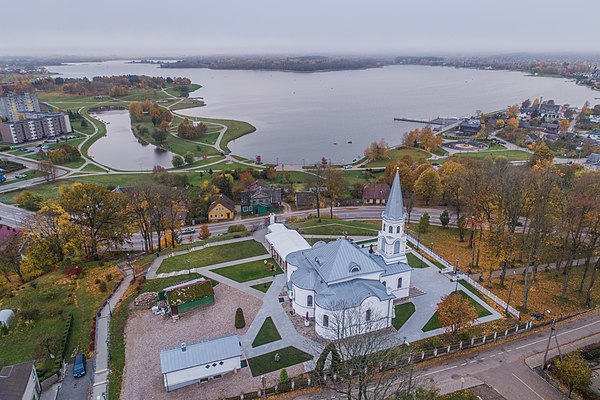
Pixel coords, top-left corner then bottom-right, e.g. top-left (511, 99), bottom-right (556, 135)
top-left (296, 310), bottom-right (600, 399)
top-left (0, 202), bottom-right (32, 227)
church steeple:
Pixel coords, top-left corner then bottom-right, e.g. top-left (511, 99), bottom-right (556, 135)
top-left (376, 169), bottom-right (408, 264)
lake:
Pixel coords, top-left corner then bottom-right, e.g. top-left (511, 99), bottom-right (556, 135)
top-left (48, 60), bottom-right (597, 165)
top-left (88, 109), bottom-right (173, 170)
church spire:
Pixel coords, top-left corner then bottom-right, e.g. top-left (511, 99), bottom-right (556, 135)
top-left (382, 169), bottom-right (404, 221)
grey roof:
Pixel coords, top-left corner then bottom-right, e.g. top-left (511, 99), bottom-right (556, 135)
top-left (382, 170), bottom-right (404, 221)
top-left (586, 153), bottom-right (600, 165)
top-left (160, 334), bottom-right (241, 374)
top-left (289, 239), bottom-right (384, 284)
top-left (0, 360), bottom-right (36, 400)
top-left (315, 279), bottom-right (394, 310)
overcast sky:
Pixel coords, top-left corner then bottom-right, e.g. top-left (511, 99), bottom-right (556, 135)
top-left (2, 0), bottom-right (598, 57)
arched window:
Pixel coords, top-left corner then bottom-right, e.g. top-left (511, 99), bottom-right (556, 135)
top-left (323, 314), bottom-right (329, 327)
top-left (388, 226), bottom-right (393, 234)
top-left (381, 242), bottom-right (386, 252)
top-left (397, 277), bottom-right (403, 289)
top-left (396, 226), bottom-right (401, 234)
top-left (365, 309), bottom-right (372, 321)
top-left (394, 241), bottom-right (400, 254)
top-left (307, 295), bottom-right (313, 307)
top-left (383, 223), bottom-right (386, 231)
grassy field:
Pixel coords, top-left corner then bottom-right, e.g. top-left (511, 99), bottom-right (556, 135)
top-left (407, 252), bottom-right (429, 268)
top-left (422, 290), bottom-right (492, 332)
top-left (364, 147), bottom-right (430, 168)
top-left (451, 150), bottom-right (531, 161)
top-left (392, 302), bottom-right (415, 330)
top-left (407, 224), bottom-right (473, 270)
top-left (211, 258), bottom-right (281, 283)
top-left (0, 261), bottom-right (120, 380)
top-left (157, 240), bottom-right (268, 273)
top-left (251, 281), bottom-right (272, 293)
top-left (247, 346), bottom-right (312, 376)
top-left (251, 317), bottom-right (282, 347)
top-left (80, 163), bottom-right (108, 173)
top-left (288, 217), bottom-right (379, 236)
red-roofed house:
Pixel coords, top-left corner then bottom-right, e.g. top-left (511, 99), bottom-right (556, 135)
top-left (362, 183), bottom-right (390, 205)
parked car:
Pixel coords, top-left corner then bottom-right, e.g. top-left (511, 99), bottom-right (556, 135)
top-left (73, 354), bottom-right (86, 378)
top-left (531, 313), bottom-right (545, 321)
top-left (181, 227), bottom-right (196, 235)
top-left (15, 173), bottom-right (27, 179)
top-left (0, 176), bottom-right (6, 183)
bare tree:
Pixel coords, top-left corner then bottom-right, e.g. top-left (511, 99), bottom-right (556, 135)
top-left (37, 160), bottom-right (58, 182)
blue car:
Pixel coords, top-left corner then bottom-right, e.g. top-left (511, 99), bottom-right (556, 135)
top-left (73, 354), bottom-right (86, 378)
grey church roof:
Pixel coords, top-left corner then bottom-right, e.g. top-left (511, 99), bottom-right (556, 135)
top-left (315, 279), bottom-right (394, 310)
top-left (382, 170), bottom-right (404, 221)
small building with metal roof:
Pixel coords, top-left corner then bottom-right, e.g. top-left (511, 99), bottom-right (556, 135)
top-left (0, 309), bottom-right (15, 328)
top-left (159, 334), bottom-right (242, 392)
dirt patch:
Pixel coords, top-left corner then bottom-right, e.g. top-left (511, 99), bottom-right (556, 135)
top-left (121, 283), bottom-right (266, 400)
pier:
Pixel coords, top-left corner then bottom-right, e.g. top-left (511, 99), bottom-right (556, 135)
top-left (394, 117), bottom-right (460, 126)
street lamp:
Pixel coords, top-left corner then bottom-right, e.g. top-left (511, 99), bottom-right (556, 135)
top-left (505, 271), bottom-right (516, 315)
top-left (106, 299), bottom-right (112, 317)
top-left (187, 258), bottom-right (191, 276)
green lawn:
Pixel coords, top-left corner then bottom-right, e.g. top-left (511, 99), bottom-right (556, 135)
top-left (364, 147), bottom-right (430, 168)
top-left (288, 217), bottom-right (379, 236)
top-left (71, 119), bottom-right (95, 135)
top-left (252, 317), bottom-right (282, 347)
top-left (407, 252), bottom-right (429, 268)
top-left (211, 258), bottom-right (281, 283)
top-left (80, 163), bottom-right (108, 173)
top-left (0, 261), bottom-right (120, 380)
top-left (251, 281), bottom-right (272, 293)
top-left (422, 290), bottom-right (492, 332)
top-left (392, 302), bottom-right (415, 330)
top-left (247, 346), bottom-right (313, 376)
top-left (107, 292), bottom-right (134, 400)
top-left (157, 240), bottom-right (268, 273)
top-left (451, 150), bottom-right (531, 161)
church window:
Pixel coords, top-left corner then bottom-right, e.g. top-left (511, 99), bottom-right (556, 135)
top-left (366, 309), bottom-right (372, 321)
top-left (307, 295), bottom-right (313, 307)
top-left (394, 241), bottom-right (400, 254)
top-left (388, 226), bottom-right (393, 234)
top-left (383, 223), bottom-right (385, 231)
top-left (323, 315), bottom-right (329, 327)
top-left (349, 262), bottom-right (361, 273)
top-left (396, 226), bottom-right (401, 233)
top-left (397, 277), bottom-right (403, 288)
top-left (381, 242), bottom-right (386, 252)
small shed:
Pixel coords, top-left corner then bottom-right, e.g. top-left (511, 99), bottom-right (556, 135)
top-left (0, 310), bottom-right (15, 328)
top-left (158, 278), bottom-right (214, 316)
top-left (160, 334), bottom-right (242, 392)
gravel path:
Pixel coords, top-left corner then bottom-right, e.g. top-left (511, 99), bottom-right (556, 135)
top-left (121, 283), bottom-right (262, 400)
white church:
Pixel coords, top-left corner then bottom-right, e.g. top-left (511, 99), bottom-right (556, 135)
top-left (266, 170), bottom-right (412, 339)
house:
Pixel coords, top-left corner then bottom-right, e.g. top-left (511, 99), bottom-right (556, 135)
top-left (0, 226), bottom-right (21, 245)
top-left (207, 194), bottom-right (235, 222)
top-left (458, 119), bottom-right (481, 135)
top-left (362, 183), bottom-right (390, 205)
top-left (267, 170), bottom-right (412, 340)
top-left (538, 103), bottom-right (562, 119)
top-left (542, 122), bottom-right (559, 133)
top-left (0, 360), bottom-right (41, 400)
top-left (585, 153), bottom-right (600, 170)
top-left (160, 334), bottom-right (242, 392)
top-left (240, 181), bottom-right (282, 216)
top-left (544, 133), bottom-right (560, 142)
top-left (525, 132), bottom-right (540, 144)
top-left (158, 278), bottom-right (215, 316)
top-left (295, 191), bottom-right (316, 210)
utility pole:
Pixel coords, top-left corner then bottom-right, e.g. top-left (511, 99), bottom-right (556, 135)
top-left (543, 320), bottom-right (563, 369)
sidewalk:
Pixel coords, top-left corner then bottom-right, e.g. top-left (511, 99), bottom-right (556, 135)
top-left (90, 268), bottom-right (133, 400)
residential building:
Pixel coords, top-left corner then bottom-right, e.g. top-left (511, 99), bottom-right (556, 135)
top-left (362, 183), bottom-right (390, 205)
top-left (267, 170), bottom-right (412, 340)
top-left (458, 119), bottom-right (481, 135)
top-left (0, 360), bottom-right (41, 400)
top-left (160, 334), bottom-right (242, 392)
top-left (207, 194), bottom-right (235, 222)
top-left (0, 92), bottom-right (40, 122)
top-left (240, 181), bottom-right (282, 216)
top-left (0, 112), bottom-right (72, 144)
top-left (585, 153), bottom-right (600, 170)
top-left (295, 191), bottom-right (315, 210)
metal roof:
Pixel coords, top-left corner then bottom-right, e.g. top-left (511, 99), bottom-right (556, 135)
top-left (266, 223), bottom-right (312, 261)
top-left (382, 170), bottom-right (404, 221)
top-left (160, 334), bottom-right (241, 374)
top-left (315, 279), bottom-right (394, 310)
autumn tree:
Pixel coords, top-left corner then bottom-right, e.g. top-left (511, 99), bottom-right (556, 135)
top-left (506, 117), bottom-right (519, 131)
top-left (198, 224), bottom-right (211, 240)
top-left (363, 139), bottom-right (389, 161)
top-left (37, 160), bottom-right (58, 182)
top-left (404, 128), bottom-right (419, 147)
top-left (414, 168), bottom-right (442, 205)
top-left (495, 119), bottom-right (505, 129)
top-left (439, 160), bottom-right (467, 239)
top-left (0, 228), bottom-right (24, 284)
top-left (128, 102), bottom-right (144, 122)
top-left (555, 352), bottom-right (592, 398)
top-left (559, 119), bottom-right (570, 133)
top-left (305, 164), bottom-right (325, 222)
top-left (507, 104), bottom-right (520, 119)
top-left (582, 101), bottom-right (591, 117)
top-left (418, 126), bottom-right (442, 152)
top-left (528, 142), bottom-right (554, 166)
top-left (59, 183), bottom-right (133, 257)
top-left (324, 166), bottom-right (346, 218)
top-left (437, 292), bottom-right (478, 339)
top-left (159, 120), bottom-right (170, 133)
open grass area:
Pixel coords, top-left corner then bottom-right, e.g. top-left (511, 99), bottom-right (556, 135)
top-left (80, 163), bottom-right (108, 173)
top-left (407, 252), bottom-right (429, 268)
top-left (251, 317), bottom-right (282, 347)
top-left (251, 281), bottom-right (273, 293)
top-left (422, 290), bottom-right (491, 332)
top-left (211, 258), bottom-right (281, 283)
top-left (451, 150), bottom-right (531, 161)
top-left (0, 261), bottom-right (120, 380)
top-left (364, 147), bottom-right (430, 168)
top-left (247, 346), bottom-right (313, 376)
top-left (392, 302), bottom-right (415, 330)
top-left (157, 240), bottom-right (268, 273)
top-left (288, 217), bottom-right (379, 236)
top-left (407, 224), bottom-right (473, 270)
top-left (71, 119), bottom-right (96, 135)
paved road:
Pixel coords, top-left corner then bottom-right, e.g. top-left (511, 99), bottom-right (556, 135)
top-left (0, 202), bottom-right (33, 227)
top-left (296, 310), bottom-right (600, 399)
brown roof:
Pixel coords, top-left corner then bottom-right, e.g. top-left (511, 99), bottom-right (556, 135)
top-left (362, 183), bottom-right (390, 200)
top-left (0, 360), bottom-right (36, 400)
top-left (208, 194), bottom-right (235, 213)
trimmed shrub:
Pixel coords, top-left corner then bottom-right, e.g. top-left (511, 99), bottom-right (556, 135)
top-left (235, 307), bottom-right (246, 329)
top-left (227, 224), bottom-right (248, 233)
top-left (279, 368), bottom-right (289, 384)
top-left (98, 281), bottom-right (107, 292)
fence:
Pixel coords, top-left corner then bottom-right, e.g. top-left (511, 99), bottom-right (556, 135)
top-left (406, 232), bottom-right (520, 319)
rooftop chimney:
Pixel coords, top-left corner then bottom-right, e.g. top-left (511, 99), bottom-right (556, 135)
top-left (181, 343), bottom-right (186, 352)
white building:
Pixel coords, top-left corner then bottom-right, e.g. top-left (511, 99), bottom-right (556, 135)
top-left (267, 170), bottom-right (412, 340)
top-left (159, 334), bottom-right (242, 392)
top-left (0, 360), bottom-right (41, 400)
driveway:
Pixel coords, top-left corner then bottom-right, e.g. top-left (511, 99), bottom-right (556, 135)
top-left (57, 360), bottom-right (93, 400)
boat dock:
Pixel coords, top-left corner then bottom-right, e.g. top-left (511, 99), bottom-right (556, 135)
top-left (394, 117), bottom-right (460, 126)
